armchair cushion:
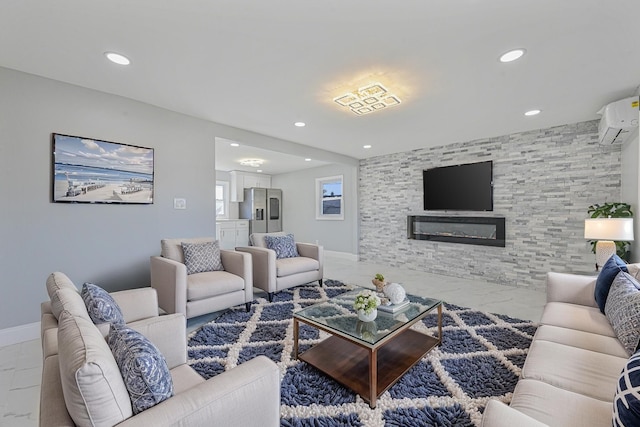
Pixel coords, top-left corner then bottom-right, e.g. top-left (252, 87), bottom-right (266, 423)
top-left (276, 257), bottom-right (320, 277)
top-left (81, 282), bottom-right (125, 325)
top-left (187, 271), bottom-right (245, 301)
top-left (250, 232), bottom-right (287, 248)
top-left (108, 323), bottom-right (174, 415)
top-left (264, 233), bottom-right (299, 259)
top-left (160, 237), bottom-right (214, 263)
top-left (181, 240), bottom-right (223, 274)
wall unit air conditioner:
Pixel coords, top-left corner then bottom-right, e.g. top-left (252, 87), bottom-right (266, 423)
top-left (597, 96), bottom-right (639, 145)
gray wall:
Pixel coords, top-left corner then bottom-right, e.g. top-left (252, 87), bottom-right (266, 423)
top-left (359, 120), bottom-right (622, 291)
top-left (272, 164), bottom-right (358, 254)
top-left (621, 127), bottom-right (640, 261)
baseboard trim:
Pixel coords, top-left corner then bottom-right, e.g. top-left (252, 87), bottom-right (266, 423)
top-left (0, 321), bottom-right (40, 347)
top-left (324, 250), bottom-right (359, 262)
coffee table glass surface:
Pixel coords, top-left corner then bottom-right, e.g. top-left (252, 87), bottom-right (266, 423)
top-left (294, 288), bottom-right (441, 346)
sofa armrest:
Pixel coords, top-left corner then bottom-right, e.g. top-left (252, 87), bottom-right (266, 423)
top-left (236, 246), bottom-right (276, 293)
top-left (118, 356), bottom-right (280, 427)
top-left (40, 355), bottom-right (75, 427)
top-left (128, 313), bottom-right (187, 369)
top-left (481, 400), bottom-right (548, 427)
top-left (111, 287), bottom-right (159, 323)
top-left (150, 256), bottom-right (187, 316)
top-left (546, 272), bottom-right (598, 307)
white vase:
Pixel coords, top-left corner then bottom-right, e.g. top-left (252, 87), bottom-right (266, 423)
top-left (357, 308), bottom-right (377, 322)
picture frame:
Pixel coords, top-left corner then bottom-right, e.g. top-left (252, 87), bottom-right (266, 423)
top-left (52, 133), bottom-right (154, 204)
top-left (316, 175), bottom-right (344, 220)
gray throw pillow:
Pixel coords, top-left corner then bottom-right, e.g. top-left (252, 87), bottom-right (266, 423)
top-left (81, 282), bottom-right (125, 325)
top-left (108, 323), bottom-right (174, 414)
top-left (264, 233), bottom-right (299, 259)
top-left (605, 272), bottom-right (640, 355)
top-left (181, 240), bottom-right (224, 274)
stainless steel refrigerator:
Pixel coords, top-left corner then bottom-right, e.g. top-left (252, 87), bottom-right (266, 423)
top-left (239, 188), bottom-right (282, 234)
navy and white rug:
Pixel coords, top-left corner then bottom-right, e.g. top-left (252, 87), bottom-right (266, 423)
top-left (187, 280), bottom-right (537, 427)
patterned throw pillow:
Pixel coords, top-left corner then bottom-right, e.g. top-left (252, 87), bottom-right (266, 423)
top-left (107, 323), bottom-right (174, 414)
top-left (613, 350), bottom-right (640, 426)
top-left (605, 272), bottom-right (640, 355)
top-left (264, 233), bottom-right (299, 259)
top-left (595, 254), bottom-right (628, 314)
top-left (81, 283), bottom-right (125, 325)
top-left (181, 240), bottom-right (224, 275)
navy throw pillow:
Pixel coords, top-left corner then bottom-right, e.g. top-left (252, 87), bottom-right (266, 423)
top-left (595, 255), bottom-right (628, 314)
top-left (613, 350), bottom-right (640, 426)
top-left (81, 283), bottom-right (125, 325)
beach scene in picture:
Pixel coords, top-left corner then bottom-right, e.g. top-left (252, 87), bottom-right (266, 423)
top-left (53, 134), bottom-right (154, 204)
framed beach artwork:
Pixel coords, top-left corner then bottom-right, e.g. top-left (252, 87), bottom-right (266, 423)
top-left (315, 175), bottom-right (344, 220)
top-left (52, 133), bottom-right (154, 204)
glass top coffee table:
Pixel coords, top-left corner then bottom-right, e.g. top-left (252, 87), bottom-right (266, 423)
top-left (293, 287), bottom-right (442, 408)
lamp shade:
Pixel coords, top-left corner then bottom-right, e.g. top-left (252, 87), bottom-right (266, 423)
top-left (584, 218), bottom-right (634, 241)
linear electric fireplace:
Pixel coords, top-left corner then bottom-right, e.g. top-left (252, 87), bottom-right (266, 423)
top-left (407, 215), bottom-right (505, 247)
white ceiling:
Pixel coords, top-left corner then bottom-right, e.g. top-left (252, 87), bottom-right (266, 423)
top-left (2, 1), bottom-right (639, 172)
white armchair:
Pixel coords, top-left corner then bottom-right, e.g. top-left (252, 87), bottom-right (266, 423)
top-left (236, 232), bottom-right (323, 301)
top-left (150, 237), bottom-right (253, 319)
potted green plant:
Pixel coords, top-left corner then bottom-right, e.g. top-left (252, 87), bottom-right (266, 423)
top-left (372, 273), bottom-right (387, 293)
top-left (587, 202), bottom-right (634, 260)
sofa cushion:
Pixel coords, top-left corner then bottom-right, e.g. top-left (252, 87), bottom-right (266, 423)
top-left (50, 287), bottom-right (90, 322)
top-left (509, 378), bottom-right (613, 427)
top-left (605, 272), bottom-right (640, 355)
top-left (46, 271), bottom-right (78, 299)
top-left (613, 350), bottom-right (640, 426)
top-left (275, 257), bottom-right (320, 278)
top-left (181, 240), bottom-right (224, 274)
top-left (108, 323), bottom-right (173, 415)
top-left (160, 237), bottom-right (214, 263)
top-left (81, 283), bottom-right (125, 325)
top-left (522, 339), bottom-right (627, 401)
top-left (264, 233), bottom-right (299, 259)
top-left (250, 232), bottom-right (287, 248)
top-left (540, 301), bottom-right (616, 337)
top-left (57, 310), bottom-right (133, 427)
top-left (186, 271), bottom-right (245, 301)
top-left (595, 255), bottom-right (628, 313)
top-left (533, 324), bottom-right (629, 358)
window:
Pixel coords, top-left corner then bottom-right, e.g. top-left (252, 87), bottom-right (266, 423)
top-left (216, 181), bottom-right (229, 219)
top-left (316, 175), bottom-right (344, 220)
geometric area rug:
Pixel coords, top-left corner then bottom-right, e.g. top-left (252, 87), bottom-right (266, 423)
top-left (187, 280), bottom-right (537, 427)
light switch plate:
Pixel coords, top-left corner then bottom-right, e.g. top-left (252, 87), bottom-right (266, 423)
top-left (174, 198), bottom-right (186, 209)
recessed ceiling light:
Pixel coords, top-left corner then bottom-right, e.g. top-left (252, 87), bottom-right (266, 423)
top-left (304, 158), bottom-right (311, 162)
top-left (257, 169), bottom-right (263, 173)
top-left (294, 122), bottom-right (306, 127)
top-left (230, 143), bottom-right (240, 147)
top-left (524, 109), bottom-right (541, 116)
top-left (105, 52), bottom-right (131, 65)
top-left (499, 49), bottom-right (526, 63)
top-left (363, 145), bottom-right (372, 149)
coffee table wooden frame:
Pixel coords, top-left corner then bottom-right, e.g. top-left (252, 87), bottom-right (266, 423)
top-left (293, 300), bottom-right (442, 408)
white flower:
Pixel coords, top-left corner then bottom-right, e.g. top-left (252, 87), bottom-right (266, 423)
top-left (353, 290), bottom-right (381, 314)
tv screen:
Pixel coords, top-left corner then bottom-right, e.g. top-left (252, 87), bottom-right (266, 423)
top-left (423, 161), bottom-right (493, 211)
top-left (52, 133), bottom-right (154, 204)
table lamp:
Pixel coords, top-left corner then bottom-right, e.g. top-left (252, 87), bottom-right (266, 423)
top-left (584, 218), bottom-right (634, 270)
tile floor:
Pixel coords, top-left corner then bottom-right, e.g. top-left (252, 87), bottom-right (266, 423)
top-left (0, 253), bottom-right (547, 426)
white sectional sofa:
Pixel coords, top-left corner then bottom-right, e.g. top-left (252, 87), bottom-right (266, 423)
top-left (482, 271), bottom-right (634, 427)
top-left (40, 272), bottom-right (280, 427)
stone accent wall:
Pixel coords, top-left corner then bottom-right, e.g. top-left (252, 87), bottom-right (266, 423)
top-left (359, 120), bottom-right (622, 291)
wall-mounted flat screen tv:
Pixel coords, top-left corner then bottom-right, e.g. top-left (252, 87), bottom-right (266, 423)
top-left (423, 160), bottom-right (493, 211)
top-left (52, 133), bottom-right (154, 204)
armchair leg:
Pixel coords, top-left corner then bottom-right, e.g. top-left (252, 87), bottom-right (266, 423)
top-left (245, 302), bottom-right (251, 312)
top-left (319, 278), bottom-right (323, 286)
top-left (268, 292), bottom-right (274, 302)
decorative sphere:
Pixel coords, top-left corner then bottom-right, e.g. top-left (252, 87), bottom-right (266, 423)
top-left (383, 283), bottom-right (406, 305)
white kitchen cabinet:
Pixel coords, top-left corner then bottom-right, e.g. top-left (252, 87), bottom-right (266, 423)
top-left (216, 220), bottom-right (249, 249)
top-left (230, 171), bottom-right (271, 202)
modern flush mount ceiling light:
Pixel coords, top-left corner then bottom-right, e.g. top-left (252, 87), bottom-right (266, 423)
top-left (499, 49), bottom-right (526, 63)
top-left (105, 52), bottom-right (131, 65)
top-left (239, 159), bottom-right (264, 168)
top-left (524, 109), bottom-right (541, 116)
top-left (333, 83), bottom-right (401, 116)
